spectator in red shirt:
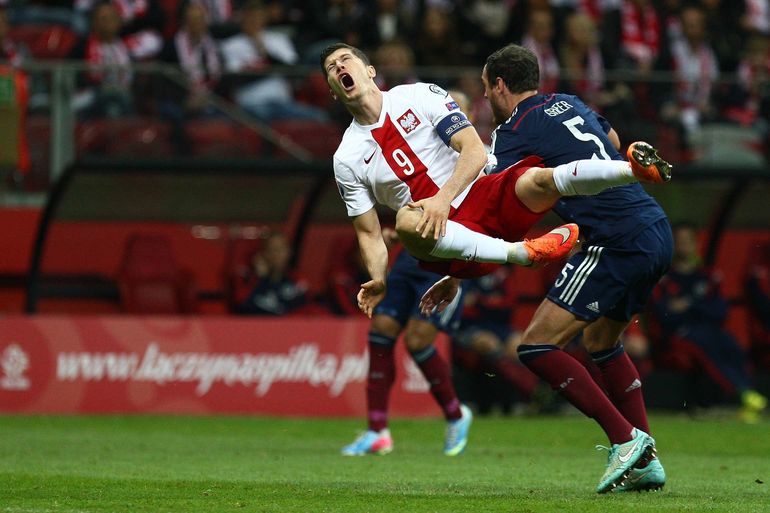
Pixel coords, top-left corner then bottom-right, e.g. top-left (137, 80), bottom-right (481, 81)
top-left (659, 4), bottom-right (719, 134)
top-left (70, 2), bottom-right (134, 118)
top-left (520, 9), bottom-right (559, 94)
top-left (161, 2), bottom-right (222, 117)
top-left (0, 6), bottom-right (28, 67)
top-left (619, 0), bottom-right (660, 73)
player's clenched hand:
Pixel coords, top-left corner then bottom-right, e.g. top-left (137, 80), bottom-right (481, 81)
top-left (408, 195), bottom-right (451, 240)
top-left (419, 276), bottom-right (461, 316)
top-left (357, 279), bottom-right (387, 318)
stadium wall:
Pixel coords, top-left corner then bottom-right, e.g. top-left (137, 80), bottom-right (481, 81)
top-left (1, 207), bottom-right (768, 346)
top-left (0, 315), bottom-right (451, 416)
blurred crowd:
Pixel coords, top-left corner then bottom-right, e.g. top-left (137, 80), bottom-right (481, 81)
top-left (0, 0), bottom-right (769, 150)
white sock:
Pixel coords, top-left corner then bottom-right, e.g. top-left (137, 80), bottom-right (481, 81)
top-left (506, 242), bottom-right (532, 265)
top-left (429, 220), bottom-right (510, 263)
top-left (553, 159), bottom-right (634, 196)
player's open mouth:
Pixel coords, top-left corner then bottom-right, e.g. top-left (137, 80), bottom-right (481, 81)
top-left (340, 73), bottom-right (355, 91)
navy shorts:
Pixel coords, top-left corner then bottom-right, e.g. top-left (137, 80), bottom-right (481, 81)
top-left (547, 219), bottom-right (673, 322)
top-left (374, 250), bottom-right (465, 334)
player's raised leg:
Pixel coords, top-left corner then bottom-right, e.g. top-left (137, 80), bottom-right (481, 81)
top-left (516, 146), bottom-right (673, 212)
top-left (396, 207), bottom-right (578, 268)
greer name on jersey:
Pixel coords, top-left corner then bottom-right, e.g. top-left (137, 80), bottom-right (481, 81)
top-left (333, 83), bottom-right (476, 217)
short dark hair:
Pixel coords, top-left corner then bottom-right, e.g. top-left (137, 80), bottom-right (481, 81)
top-left (485, 44), bottom-right (540, 94)
top-left (320, 43), bottom-right (370, 77)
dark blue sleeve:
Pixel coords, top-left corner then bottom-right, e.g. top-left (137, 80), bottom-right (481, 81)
top-left (596, 114), bottom-right (612, 134)
top-left (490, 126), bottom-right (539, 173)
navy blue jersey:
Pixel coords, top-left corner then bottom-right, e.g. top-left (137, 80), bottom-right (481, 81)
top-left (490, 93), bottom-right (667, 246)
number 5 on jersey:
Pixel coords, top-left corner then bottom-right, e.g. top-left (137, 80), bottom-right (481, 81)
top-left (562, 116), bottom-right (611, 160)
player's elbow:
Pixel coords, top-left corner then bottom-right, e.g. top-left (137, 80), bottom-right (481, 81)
top-left (468, 144), bottom-right (488, 172)
top-left (455, 134), bottom-right (488, 172)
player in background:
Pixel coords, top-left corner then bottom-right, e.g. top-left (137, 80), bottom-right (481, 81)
top-left (648, 224), bottom-right (767, 423)
top-left (321, 42), bottom-right (664, 322)
top-left (421, 44), bottom-right (672, 493)
top-left (340, 228), bottom-right (471, 456)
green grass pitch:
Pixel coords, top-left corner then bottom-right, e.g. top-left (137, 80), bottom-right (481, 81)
top-left (1, 414), bottom-right (768, 512)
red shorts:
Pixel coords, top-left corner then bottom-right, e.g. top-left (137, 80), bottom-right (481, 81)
top-left (420, 159), bottom-right (546, 278)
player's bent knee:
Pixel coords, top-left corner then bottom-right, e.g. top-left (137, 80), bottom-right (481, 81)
top-left (395, 206), bottom-right (420, 234)
top-left (582, 339), bottom-right (617, 353)
top-left (521, 322), bottom-right (572, 348)
top-left (516, 167), bottom-right (559, 213)
top-left (404, 320), bottom-right (438, 351)
top-left (395, 207), bottom-right (436, 260)
top-left (404, 332), bottom-right (434, 351)
top-left (371, 314), bottom-right (402, 338)
top-left (471, 332), bottom-right (501, 355)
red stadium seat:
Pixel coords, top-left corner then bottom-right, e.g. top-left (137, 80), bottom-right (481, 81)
top-left (116, 233), bottom-right (197, 314)
top-left (184, 119), bottom-right (263, 157)
top-left (78, 118), bottom-right (174, 157)
top-left (8, 25), bottom-right (77, 59)
top-left (270, 120), bottom-right (343, 159)
top-left (222, 237), bottom-right (263, 312)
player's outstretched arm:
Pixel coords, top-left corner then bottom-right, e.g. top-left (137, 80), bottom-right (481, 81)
top-left (419, 275), bottom-right (461, 316)
top-left (407, 127), bottom-right (487, 240)
top-left (353, 208), bottom-right (389, 318)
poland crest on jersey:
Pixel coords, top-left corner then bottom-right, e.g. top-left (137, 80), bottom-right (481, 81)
top-left (397, 109), bottom-right (420, 133)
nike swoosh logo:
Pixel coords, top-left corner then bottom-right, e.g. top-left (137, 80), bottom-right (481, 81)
top-left (572, 164), bottom-right (578, 176)
top-left (552, 226), bottom-right (572, 245)
top-left (625, 379), bottom-right (642, 393)
top-left (626, 468), bottom-right (653, 484)
top-left (618, 439), bottom-right (643, 463)
top-left (364, 150), bottom-right (376, 164)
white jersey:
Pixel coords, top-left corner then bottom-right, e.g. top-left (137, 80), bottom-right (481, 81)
top-left (333, 83), bottom-right (480, 217)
